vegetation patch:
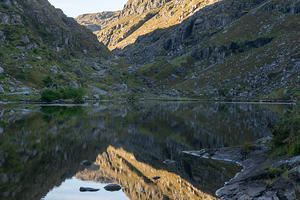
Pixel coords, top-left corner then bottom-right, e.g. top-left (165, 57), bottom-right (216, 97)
top-left (41, 88), bottom-right (85, 103)
top-left (271, 103), bottom-right (300, 157)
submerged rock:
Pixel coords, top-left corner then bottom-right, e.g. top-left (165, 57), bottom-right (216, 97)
top-left (104, 184), bottom-right (122, 191)
top-left (151, 176), bottom-right (161, 180)
top-left (80, 160), bottom-right (93, 166)
top-left (79, 187), bottom-right (99, 192)
top-left (163, 159), bottom-right (176, 165)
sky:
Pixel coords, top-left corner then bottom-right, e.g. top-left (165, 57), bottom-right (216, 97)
top-left (48, 0), bottom-right (127, 18)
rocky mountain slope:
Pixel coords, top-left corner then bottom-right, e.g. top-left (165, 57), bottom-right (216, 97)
top-left (76, 11), bottom-right (121, 32)
top-left (0, 0), bottom-right (111, 100)
top-left (78, 0), bottom-right (300, 100)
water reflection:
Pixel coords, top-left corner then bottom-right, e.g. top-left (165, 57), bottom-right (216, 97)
top-left (0, 102), bottom-right (293, 200)
top-left (42, 177), bottom-right (129, 200)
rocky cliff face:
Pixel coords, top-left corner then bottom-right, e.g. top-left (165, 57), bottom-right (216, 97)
top-left (77, 0), bottom-right (221, 50)
top-left (0, 0), bottom-right (111, 97)
top-left (121, 0), bottom-right (170, 15)
top-left (76, 11), bottom-right (121, 32)
top-left (79, 0), bottom-right (299, 100)
top-left (1, 0), bottom-right (108, 54)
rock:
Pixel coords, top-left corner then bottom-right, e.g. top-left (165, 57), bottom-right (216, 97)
top-left (0, 30), bottom-right (5, 42)
top-left (88, 85), bottom-right (108, 95)
top-left (0, 67), bottom-right (4, 74)
top-left (0, 127), bottom-right (3, 135)
top-left (97, 69), bottom-right (106, 76)
top-left (80, 160), bottom-right (93, 166)
top-left (20, 35), bottom-right (30, 43)
top-left (93, 94), bottom-right (100, 99)
top-left (24, 64), bottom-right (32, 69)
top-left (92, 62), bottom-right (101, 70)
top-left (70, 80), bottom-right (79, 89)
top-left (163, 159), bottom-right (176, 164)
top-left (36, 56), bottom-right (42, 61)
top-left (0, 173), bottom-right (8, 184)
top-left (79, 187), bottom-right (100, 192)
top-left (104, 184), bottom-right (122, 191)
top-left (9, 87), bottom-right (15, 92)
top-left (0, 86), bottom-right (4, 94)
top-left (152, 176), bottom-right (161, 180)
top-left (50, 65), bottom-right (58, 74)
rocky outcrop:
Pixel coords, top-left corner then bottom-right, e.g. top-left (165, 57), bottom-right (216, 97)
top-left (76, 11), bottom-right (121, 31)
top-left (0, 0), bottom-right (111, 96)
top-left (184, 137), bottom-right (300, 200)
top-left (121, 0), bottom-right (170, 16)
top-left (80, 0), bottom-right (221, 50)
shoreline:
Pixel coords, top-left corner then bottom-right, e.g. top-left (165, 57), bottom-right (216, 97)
top-left (183, 137), bottom-right (300, 200)
top-left (0, 99), bottom-right (297, 106)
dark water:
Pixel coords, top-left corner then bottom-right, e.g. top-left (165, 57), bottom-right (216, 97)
top-left (0, 101), bottom-right (293, 200)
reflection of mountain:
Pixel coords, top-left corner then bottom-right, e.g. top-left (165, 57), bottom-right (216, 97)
top-left (0, 102), bottom-right (291, 200)
top-left (76, 146), bottom-right (224, 200)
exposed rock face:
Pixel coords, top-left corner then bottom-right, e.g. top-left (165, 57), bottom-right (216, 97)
top-left (78, 0), bottom-right (221, 50)
top-left (14, 0), bottom-right (106, 53)
top-left (82, 0), bottom-right (299, 100)
top-left (121, 0), bottom-right (170, 15)
top-left (76, 11), bottom-right (121, 31)
top-left (0, 0), bottom-right (110, 94)
top-left (76, 146), bottom-right (220, 200)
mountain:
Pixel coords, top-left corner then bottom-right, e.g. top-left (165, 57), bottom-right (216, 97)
top-left (76, 11), bottom-right (121, 32)
top-left (0, 0), bottom-right (111, 100)
top-left (78, 0), bottom-right (300, 100)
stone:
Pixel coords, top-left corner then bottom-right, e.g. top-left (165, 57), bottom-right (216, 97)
top-left (50, 65), bottom-right (58, 74)
top-left (0, 86), bottom-right (4, 94)
top-left (0, 67), bottom-right (4, 74)
top-left (9, 87), bottom-right (15, 92)
top-left (36, 56), bottom-right (42, 61)
top-left (0, 173), bottom-right (8, 184)
top-left (97, 69), bottom-right (106, 76)
top-left (24, 64), bottom-right (32, 69)
top-left (79, 187), bottom-right (99, 192)
top-left (93, 94), bottom-right (100, 99)
top-left (163, 159), bottom-right (176, 164)
top-left (92, 62), bottom-right (101, 70)
top-left (80, 160), bottom-right (93, 166)
top-left (152, 176), bottom-right (161, 180)
top-left (70, 80), bottom-right (79, 89)
top-left (0, 30), bottom-right (5, 42)
top-left (104, 184), bottom-right (122, 191)
top-left (20, 35), bottom-right (30, 43)
top-left (0, 127), bottom-right (3, 134)
top-left (89, 85), bottom-right (108, 95)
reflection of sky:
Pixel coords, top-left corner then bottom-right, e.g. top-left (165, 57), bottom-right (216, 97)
top-left (42, 177), bottom-right (130, 200)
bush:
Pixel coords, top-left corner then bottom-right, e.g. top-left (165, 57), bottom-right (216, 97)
top-left (41, 89), bottom-right (62, 102)
top-left (43, 76), bottom-right (54, 88)
top-left (59, 88), bottom-right (84, 101)
top-left (271, 105), bottom-right (300, 157)
top-left (41, 88), bottom-right (84, 103)
top-left (288, 142), bottom-right (300, 157)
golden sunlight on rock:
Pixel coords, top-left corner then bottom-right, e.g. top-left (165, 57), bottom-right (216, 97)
top-left (76, 146), bottom-right (219, 200)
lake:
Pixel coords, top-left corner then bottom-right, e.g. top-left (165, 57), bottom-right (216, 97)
top-left (0, 101), bottom-right (293, 200)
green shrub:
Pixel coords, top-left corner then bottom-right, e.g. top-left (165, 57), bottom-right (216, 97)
top-left (288, 142), bottom-right (300, 157)
top-left (41, 88), bottom-right (84, 103)
top-left (242, 142), bottom-right (251, 152)
top-left (271, 104), bottom-right (300, 157)
top-left (59, 88), bottom-right (84, 101)
top-left (265, 167), bottom-right (282, 179)
top-left (43, 76), bottom-right (54, 88)
top-left (41, 89), bottom-right (62, 102)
